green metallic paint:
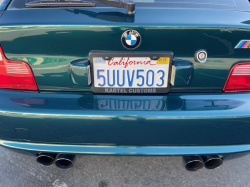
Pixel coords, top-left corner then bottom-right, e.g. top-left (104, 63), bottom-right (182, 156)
top-left (172, 59), bottom-right (193, 86)
top-left (70, 58), bottom-right (90, 86)
top-left (0, 89), bottom-right (249, 150)
top-left (0, 5), bottom-right (250, 154)
top-left (0, 8), bottom-right (250, 92)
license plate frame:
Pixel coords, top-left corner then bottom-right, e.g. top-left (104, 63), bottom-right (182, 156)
top-left (89, 51), bottom-right (173, 94)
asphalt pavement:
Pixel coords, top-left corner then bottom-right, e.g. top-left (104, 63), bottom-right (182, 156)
top-left (0, 146), bottom-right (250, 187)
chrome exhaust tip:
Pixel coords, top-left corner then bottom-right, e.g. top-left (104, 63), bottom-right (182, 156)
top-left (182, 156), bottom-right (204, 171)
top-left (36, 153), bottom-right (57, 166)
top-left (201, 155), bottom-right (223, 169)
top-left (55, 154), bottom-right (76, 169)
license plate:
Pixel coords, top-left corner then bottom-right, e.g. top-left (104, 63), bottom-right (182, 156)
top-left (89, 52), bottom-right (173, 94)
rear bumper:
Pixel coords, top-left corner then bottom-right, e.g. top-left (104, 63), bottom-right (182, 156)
top-left (0, 89), bottom-right (250, 155)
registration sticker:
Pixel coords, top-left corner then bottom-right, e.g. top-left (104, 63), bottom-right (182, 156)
top-left (157, 57), bottom-right (169, 64)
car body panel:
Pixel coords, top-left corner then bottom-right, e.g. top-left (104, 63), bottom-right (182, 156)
top-left (0, 8), bottom-right (250, 92)
top-left (0, 1), bottom-right (250, 155)
top-left (0, 89), bottom-right (249, 149)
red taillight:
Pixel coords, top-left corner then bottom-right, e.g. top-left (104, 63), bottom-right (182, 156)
top-left (223, 62), bottom-right (250, 91)
top-left (0, 46), bottom-right (37, 90)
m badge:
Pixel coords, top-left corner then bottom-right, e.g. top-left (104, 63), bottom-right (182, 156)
top-left (235, 40), bottom-right (250, 48)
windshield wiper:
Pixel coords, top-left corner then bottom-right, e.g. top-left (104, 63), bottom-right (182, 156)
top-left (26, 0), bottom-right (95, 8)
top-left (94, 0), bottom-right (135, 15)
top-left (26, 0), bottom-right (135, 15)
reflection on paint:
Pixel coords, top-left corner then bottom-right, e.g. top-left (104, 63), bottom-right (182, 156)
top-left (9, 95), bottom-right (245, 112)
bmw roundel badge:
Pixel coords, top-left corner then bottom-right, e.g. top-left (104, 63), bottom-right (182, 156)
top-left (121, 30), bottom-right (141, 49)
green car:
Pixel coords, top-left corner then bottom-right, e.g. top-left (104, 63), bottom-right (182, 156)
top-left (0, 0), bottom-right (250, 171)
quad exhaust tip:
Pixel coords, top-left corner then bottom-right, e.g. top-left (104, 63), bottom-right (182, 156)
top-left (183, 156), bottom-right (204, 171)
top-left (37, 153), bottom-right (76, 169)
top-left (37, 153), bottom-right (222, 170)
top-left (36, 153), bottom-right (57, 166)
top-left (183, 155), bottom-right (223, 171)
top-left (55, 154), bottom-right (76, 169)
top-left (201, 155), bottom-right (223, 169)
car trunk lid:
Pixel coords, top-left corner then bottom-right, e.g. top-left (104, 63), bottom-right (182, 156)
top-left (0, 0), bottom-right (250, 92)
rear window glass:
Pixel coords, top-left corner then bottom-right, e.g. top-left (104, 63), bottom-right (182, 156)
top-left (8, 0), bottom-right (250, 11)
